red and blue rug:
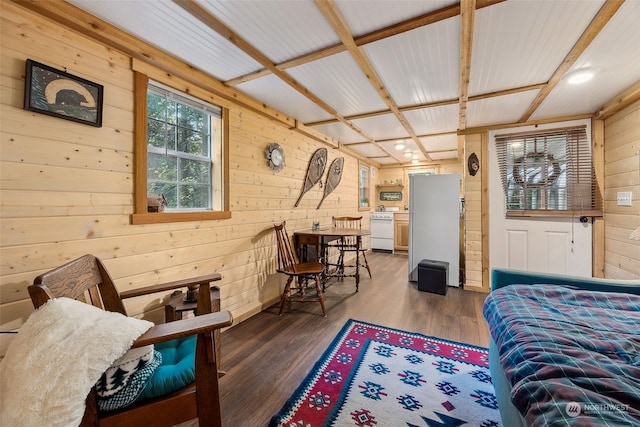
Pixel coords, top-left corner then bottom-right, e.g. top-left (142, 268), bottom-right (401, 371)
top-left (269, 319), bottom-right (501, 427)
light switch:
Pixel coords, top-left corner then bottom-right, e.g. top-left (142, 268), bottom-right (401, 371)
top-left (616, 191), bottom-right (632, 206)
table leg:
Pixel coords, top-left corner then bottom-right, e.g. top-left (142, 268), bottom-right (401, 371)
top-left (321, 239), bottom-right (329, 292)
top-left (355, 236), bottom-right (360, 292)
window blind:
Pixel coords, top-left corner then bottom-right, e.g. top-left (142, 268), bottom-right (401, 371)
top-left (495, 126), bottom-right (601, 217)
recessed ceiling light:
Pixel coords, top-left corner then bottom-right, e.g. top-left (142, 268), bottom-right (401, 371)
top-left (404, 150), bottom-right (412, 158)
top-left (411, 158), bottom-right (419, 164)
top-left (395, 141), bottom-right (405, 150)
top-left (565, 68), bottom-right (595, 84)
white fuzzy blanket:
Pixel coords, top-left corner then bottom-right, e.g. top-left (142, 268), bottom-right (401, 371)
top-left (0, 298), bottom-right (153, 427)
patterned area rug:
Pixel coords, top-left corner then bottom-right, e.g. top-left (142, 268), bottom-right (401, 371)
top-left (269, 319), bottom-right (502, 427)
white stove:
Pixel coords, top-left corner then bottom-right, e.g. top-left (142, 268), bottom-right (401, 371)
top-left (371, 211), bottom-right (395, 220)
top-left (371, 211), bottom-right (395, 252)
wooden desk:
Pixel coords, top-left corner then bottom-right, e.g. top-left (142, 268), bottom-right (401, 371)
top-left (294, 227), bottom-right (370, 291)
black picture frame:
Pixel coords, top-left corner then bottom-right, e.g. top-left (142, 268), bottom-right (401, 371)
top-left (24, 59), bottom-right (103, 127)
top-left (380, 191), bottom-right (403, 201)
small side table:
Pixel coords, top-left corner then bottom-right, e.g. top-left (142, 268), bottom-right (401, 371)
top-left (165, 286), bottom-right (221, 322)
top-left (165, 286), bottom-right (222, 372)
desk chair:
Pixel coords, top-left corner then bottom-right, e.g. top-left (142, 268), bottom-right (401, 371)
top-left (28, 254), bottom-right (232, 427)
top-left (273, 221), bottom-right (326, 316)
top-left (331, 216), bottom-right (372, 280)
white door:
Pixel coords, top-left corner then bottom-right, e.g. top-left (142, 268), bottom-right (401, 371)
top-left (488, 121), bottom-right (592, 277)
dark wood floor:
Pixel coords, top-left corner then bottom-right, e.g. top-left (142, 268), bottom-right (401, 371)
top-left (182, 251), bottom-right (491, 427)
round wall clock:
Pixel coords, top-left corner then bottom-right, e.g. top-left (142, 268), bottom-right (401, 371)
top-left (265, 142), bottom-right (285, 172)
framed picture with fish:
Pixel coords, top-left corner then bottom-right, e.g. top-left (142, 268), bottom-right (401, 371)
top-left (24, 59), bottom-right (103, 127)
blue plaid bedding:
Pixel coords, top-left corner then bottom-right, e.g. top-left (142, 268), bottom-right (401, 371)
top-left (483, 284), bottom-right (640, 427)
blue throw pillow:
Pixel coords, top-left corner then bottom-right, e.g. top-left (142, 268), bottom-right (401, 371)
top-left (97, 347), bottom-right (162, 411)
top-left (135, 335), bottom-right (197, 401)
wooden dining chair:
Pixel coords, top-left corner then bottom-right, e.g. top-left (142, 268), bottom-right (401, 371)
top-left (331, 216), bottom-right (372, 280)
top-left (28, 254), bottom-right (233, 427)
top-left (273, 221), bottom-right (327, 316)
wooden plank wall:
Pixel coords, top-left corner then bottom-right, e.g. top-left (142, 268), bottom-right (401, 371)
top-left (603, 100), bottom-right (640, 279)
top-left (462, 134), bottom-right (485, 291)
top-left (376, 161), bottom-right (463, 211)
top-left (0, 3), bottom-right (367, 356)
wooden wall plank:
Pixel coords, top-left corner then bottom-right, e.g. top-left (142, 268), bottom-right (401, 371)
top-left (603, 99), bottom-right (640, 279)
top-left (463, 133), bottom-right (486, 291)
top-left (0, 3), bottom-right (366, 343)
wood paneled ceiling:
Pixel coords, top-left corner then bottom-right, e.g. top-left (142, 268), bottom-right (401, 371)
top-left (17, 0), bottom-right (640, 167)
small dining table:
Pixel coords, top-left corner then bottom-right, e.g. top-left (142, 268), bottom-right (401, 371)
top-left (294, 227), bottom-right (370, 291)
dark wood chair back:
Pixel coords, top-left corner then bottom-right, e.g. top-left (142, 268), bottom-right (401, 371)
top-left (273, 221), bottom-right (326, 316)
top-left (331, 216), bottom-right (371, 279)
top-left (332, 216), bottom-right (363, 248)
top-left (31, 254), bottom-right (126, 314)
top-left (274, 221), bottom-right (300, 273)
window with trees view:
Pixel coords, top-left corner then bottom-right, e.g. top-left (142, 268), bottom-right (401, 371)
top-left (147, 82), bottom-right (223, 212)
top-left (132, 73), bottom-right (228, 225)
top-left (359, 163), bottom-right (369, 209)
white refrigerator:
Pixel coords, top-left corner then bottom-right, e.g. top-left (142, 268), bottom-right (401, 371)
top-left (408, 174), bottom-right (460, 287)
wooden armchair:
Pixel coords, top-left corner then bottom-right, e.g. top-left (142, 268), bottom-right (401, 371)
top-left (28, 254), bottom-right (233, 427)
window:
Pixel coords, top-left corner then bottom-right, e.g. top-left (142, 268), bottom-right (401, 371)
top-left (132, 73), bottom-right (229, 224)
top-left (147, 83), bottom-right (221, 211)
top-left (359, 163), bottom-right (370, 209)
top-left (495, 126), bottom-right (601, 217)
top-left (407, 168), bottom-right (435, 177)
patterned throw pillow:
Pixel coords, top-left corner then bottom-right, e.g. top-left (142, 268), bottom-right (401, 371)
top-left (96, 345), bottom-right (161, 411)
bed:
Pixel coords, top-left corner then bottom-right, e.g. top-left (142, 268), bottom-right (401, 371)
top-left (483, 268), bottom-right (640, 427)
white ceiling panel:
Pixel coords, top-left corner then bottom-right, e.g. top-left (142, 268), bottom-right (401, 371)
top-left (363, 18), bottom-right (460, 105)
top-left (466, 90), bottom-right (540, 128)
top-left (378, 139), bottom-right (421, 159)
top-left (61, 0), bottom-right (640, 167)
top-left (404, 104), bottom-right (459, 135)
top-left (351, 114), bottom-right (409, 142)
top-left (344, 143), bottom-right (389, 158)
top-left (532, 0), bottom-right (640, 120)
top-left (419, 134), bottom-right (458, 152)
top-left (198, 0), bottom-right (338, 64)
top-left (288, 51), bottom-right (388, 116)
top-left (237, 75), bottom-right (333, 124)
top-left (470, 0), bottom-right (604, 95)
top-left (68, 0), bottom-right (260, 81)
top-left (335, 0), bottom-right (451, 37)
top-left (311, 122), bottom-right (364, 144)
top-left (375, 157), bottom-right (402, 165)
top-left (429, 151), bottom-right (458, 160)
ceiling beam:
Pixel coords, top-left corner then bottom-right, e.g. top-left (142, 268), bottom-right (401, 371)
top-left (595, 79), bottom-right (640, 120)
top-left (518, 0), bottom-right (624, 122)
top-left (370, 131), bottom-right (458, 144)
top-left (306, 82), bottom-right (546, 127)
top-left (306, 99), bottom-right (459, 127)
top-left (226, 0), bottom-right (506, 87)
top-left (314, 0), bottom-right (431, 161)
top-left (458, 0), bottom-right (476, 131)
top-left (458, 113), bottom-right (593, 135)
top-left (10, 0), bottom-right (296, 129)
top-left (173, 0), bottom-right (374, 144)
